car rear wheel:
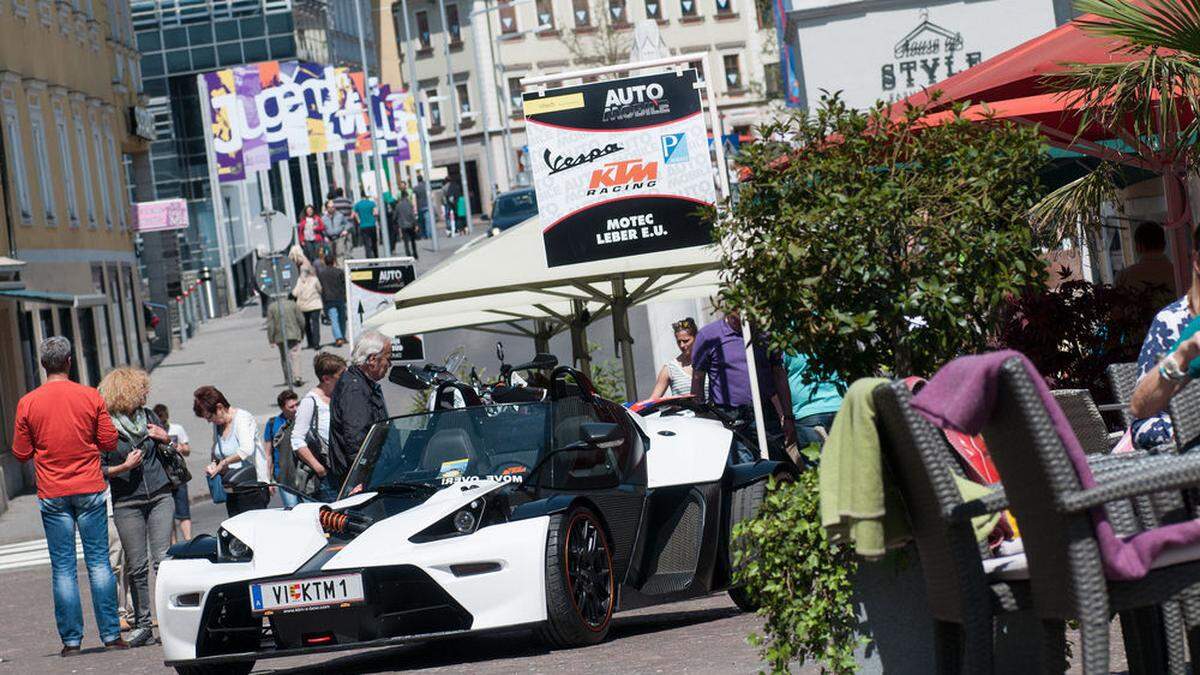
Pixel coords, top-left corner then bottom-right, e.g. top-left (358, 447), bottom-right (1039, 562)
top-left (537, 506), bottom-right (615, 648)
top-left (727, 478), bottom-right (770, 612)
top-left (175, 661), bottom-right (254, 675)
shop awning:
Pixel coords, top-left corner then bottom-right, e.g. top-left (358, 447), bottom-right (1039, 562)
top-left (0, 289), bottom-right (109, 307)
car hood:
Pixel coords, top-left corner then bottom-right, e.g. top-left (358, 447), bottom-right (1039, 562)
top-left (220, 480), bottom-right (509, 577)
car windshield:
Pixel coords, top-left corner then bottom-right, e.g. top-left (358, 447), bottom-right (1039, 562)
top-left (342, 403), bottom-right (551, 497)
top-left (493, 192), bottom-right (537, 220)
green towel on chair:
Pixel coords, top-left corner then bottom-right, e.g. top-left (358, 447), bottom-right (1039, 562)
top-left (819, 378), bottom-right (1002, 559)
top-left (819, 378), bottom-right (910, 559)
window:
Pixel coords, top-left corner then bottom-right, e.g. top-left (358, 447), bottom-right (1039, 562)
top-left (508, 76), bottom-right (523, 112)
top-left (764, 62), bottom-right (782, 99)
top-left (54, 108), bottom-right (79, 226)
top-left (3, 105), bottom-right (32, 221)
top-left (499, 2), bottom-right (518, 34)
top-left (28, 102), bottom-right (55, 223)
top-left (92, 125), bottom-right (112, 228)
top-left (535, 0), bottom-right (554, 30)
top-left (680, 0), bottom-right (697, 16)
top-left (723, 53), bottom-right (741, 90)
top-left (644, 0), bottom-right (662, 20)
top-left (572, 0), bottom-right (590, 26)
top-left (446, 3), bottom-right (461, 43)
top-left (75, 118), bottom-right (95, 226)
top-left (715, 0), bottom-right (732, 14)
top-left (455, 82), bottom-right (470, 114)
top-left (425, 89), bottom-right (442, 127)
top-left (106, 131), bottom-right (127, 229)
top-left (609, 0), bottom-right (627, 24)
top-left (416, 11), bottom-right (431, 49)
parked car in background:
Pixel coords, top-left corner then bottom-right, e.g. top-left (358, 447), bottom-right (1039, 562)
top-left (489, 188), bottom-right (538, 235)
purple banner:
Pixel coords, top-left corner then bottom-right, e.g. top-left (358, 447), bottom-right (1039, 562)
top-left (203, 71), bottom-right (245, 182)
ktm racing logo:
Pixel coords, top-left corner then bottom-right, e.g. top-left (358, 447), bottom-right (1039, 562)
top-left (587, 159), bottom-right (658, 196)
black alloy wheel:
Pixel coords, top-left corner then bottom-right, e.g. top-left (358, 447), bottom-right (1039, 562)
top-left (565, 511), bottom-right (614, 630)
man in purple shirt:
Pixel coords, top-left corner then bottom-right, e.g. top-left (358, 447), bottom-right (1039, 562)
top-left (690, 313), bottom-right (795, 457)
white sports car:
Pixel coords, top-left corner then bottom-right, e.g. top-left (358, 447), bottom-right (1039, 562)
top-left (158, 368), bottom-right (789, 674)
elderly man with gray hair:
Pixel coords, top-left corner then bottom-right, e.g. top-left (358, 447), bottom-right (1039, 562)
top-left (327, 331), bottom-right (391, 491)
top-left (13, 337), bottom-right (128, 654)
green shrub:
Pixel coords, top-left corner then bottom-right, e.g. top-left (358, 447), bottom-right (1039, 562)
top-left (733, 463), bottom-right (863, 674)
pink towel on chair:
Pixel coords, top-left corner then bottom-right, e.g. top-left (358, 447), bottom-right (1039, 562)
top-left (912, 350), bottom-right (1200, 581)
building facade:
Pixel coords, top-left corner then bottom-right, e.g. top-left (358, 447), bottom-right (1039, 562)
top-left (382, 0), bottom-right (781, 217)
top-left (0, 0), bottom-right (152, 502)
top-left (131, 0), bottom-right (376, 316)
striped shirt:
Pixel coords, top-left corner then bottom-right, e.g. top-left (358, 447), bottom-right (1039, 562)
top-left (331, 196), bottom-right (353, 218)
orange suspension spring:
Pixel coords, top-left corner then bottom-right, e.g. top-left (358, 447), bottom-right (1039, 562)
top-left (319, 508), bottom-right (349, 534)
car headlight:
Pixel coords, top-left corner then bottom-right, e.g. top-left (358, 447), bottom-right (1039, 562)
top-left (216, 527), bottom-right (253, 563)
top-left (410, 494), bottom-right (507, 543)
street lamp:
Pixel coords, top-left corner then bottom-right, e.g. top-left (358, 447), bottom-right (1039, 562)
top-left (352, 0), bottom-right (392, 255)
top-left (437, 0), bottom-right (474, 235)
top-left (396, 0), bottom-right (440, 252)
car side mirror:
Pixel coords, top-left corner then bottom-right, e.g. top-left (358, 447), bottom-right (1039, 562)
top-left (579, 422), bottom-right (622, 449)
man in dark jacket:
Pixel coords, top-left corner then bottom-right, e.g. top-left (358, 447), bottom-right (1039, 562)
top-left (328, 331), bottom-right (391, 487)
top-left (316, 252), bottom-right (347, 346)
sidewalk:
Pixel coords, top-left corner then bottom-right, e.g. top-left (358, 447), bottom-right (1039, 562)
top-left (0, 234), bottom-right (471, 546)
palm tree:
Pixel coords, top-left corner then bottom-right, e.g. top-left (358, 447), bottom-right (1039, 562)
top-left (1029, 0), bottom-right (1200, 249)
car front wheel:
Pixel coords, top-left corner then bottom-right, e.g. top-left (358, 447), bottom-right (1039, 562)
top-left (537, 506), bottom-right (615, 647)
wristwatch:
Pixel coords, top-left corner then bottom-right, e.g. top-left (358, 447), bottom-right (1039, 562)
top-left (1160, 354), bottom-right (1191, 382)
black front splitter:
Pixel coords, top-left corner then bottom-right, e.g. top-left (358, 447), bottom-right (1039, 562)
top-left (164, 622), bottom-right (540, 667)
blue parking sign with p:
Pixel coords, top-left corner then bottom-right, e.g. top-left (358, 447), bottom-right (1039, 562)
top-left (661, 133), bottom-right (688, 164)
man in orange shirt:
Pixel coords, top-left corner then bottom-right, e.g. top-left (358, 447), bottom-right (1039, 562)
top-left (13, 337), bottom-right (129, 655)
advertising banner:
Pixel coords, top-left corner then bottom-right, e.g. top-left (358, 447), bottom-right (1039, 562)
top-left (133, 199), bottom-right (189, 232)
top-left (345, 257), bottom-right (424, 362)
top-left (200, 60), bottom-right (420, 183)
top-left (523, 70), bottom-right (716, 267)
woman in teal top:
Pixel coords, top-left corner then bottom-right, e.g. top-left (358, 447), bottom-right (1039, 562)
top-left (783, 352), bottom-right (843, 445)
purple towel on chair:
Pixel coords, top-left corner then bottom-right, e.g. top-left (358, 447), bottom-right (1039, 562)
top-left (912, 349), bottom-right (1200, 581)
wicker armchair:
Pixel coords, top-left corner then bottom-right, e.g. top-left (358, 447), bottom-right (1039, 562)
top-left (873, 381), bottom-right (1057, 673)
top-left (979, 357), bottom-right (1200, 674)
top-left (1051, 389), bottom-right (1117, 456)
top-left (1107, 362), bottom-right (1139, 430)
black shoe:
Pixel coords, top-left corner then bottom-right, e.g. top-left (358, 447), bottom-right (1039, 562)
top-left (60, 645), bottom-right (81, 657)
top-left (126, 628), bottom-right (154, 648)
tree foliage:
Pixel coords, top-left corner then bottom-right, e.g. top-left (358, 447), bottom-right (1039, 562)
top-left (733, 466), bottom-right (863, 674)
top-left (715, 94), bottom-right (1052, 382)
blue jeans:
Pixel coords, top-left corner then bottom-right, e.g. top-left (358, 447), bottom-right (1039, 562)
top-left (325, 302), bottom-right (346, 342)
top-left (39, 491), bottom-right (121, 646)
top-left (317, 475), bottom-right (340, 502)
top-left (279, 489), bottom-right (300, 508)
top-left (795, 411), bottom-right (837, 446)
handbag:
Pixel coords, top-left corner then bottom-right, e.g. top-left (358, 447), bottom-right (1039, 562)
top-left (158, 442), bottom-right (193, 489)
top-left (292, 395), bottom-right (327, 495)
top-left (206, 474), bottom-right (227, 504)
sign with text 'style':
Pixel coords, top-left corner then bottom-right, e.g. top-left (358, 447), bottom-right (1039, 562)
top-left (523, 70), bottom-right (717, 267)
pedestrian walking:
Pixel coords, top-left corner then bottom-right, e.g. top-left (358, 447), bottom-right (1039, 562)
top-left (384, 190), bottom-right (400, 253)
top-left (415, 173), bottom-right (430, 239)
top-left (323, 200), bottom-right (348, 258)
top-left (12, 336), bottom-right (128, 655)
top-left (317, 251), bottom-right (347, 346)
top-left (649, 317), bottom-right (697, 399)
top-left (292, 260), bottom-right (324, 350)
top-left (443, 179), bottom-right (461, 236)
top-left (297, 204), bottom-right (326, 262)
top-left (396, 191), bottom-right (419, 259)
top-left (293, 353), bottom-right (348, 501)
top-left (152, 404), bottom-right (192, 543)
top-left (262, 390), bottom-right (299, 508)
top-left (353, 195), bottom-right (380, 258)
top-left (266, 295), bottom-right (305, 387)
top-left (193, 386), bottom-right (271, 517)
top-left (97, 367), bottom-right (175, 648)
top-left (329, 332), bottom-right (391, 486)
top-left (782, 352), bottom-right (843, 448)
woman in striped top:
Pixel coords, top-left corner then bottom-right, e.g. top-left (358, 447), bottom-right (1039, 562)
top-left (649, 317), bottom-right (698, 399)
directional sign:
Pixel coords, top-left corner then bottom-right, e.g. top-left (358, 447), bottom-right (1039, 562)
top-left (345, 257), bottom-right (424, 362)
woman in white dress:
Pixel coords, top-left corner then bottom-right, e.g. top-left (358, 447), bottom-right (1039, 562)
top-left (649, 317), bottom-right (698, 399)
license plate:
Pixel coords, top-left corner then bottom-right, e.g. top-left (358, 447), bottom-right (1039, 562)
top-left (249, 573), bottom-right (365, 614)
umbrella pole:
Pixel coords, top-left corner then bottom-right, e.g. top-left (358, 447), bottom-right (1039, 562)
top-left (534, 320), bottom-right (551, 354)
top-left (612, 280), bottom-right (637, 402)
top-left (1165, 173), bottom-right (1193, 294)
top-left (741, 318), bottom-right (770, 460)
top-left (571, 299), bottom-right (592, 379)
